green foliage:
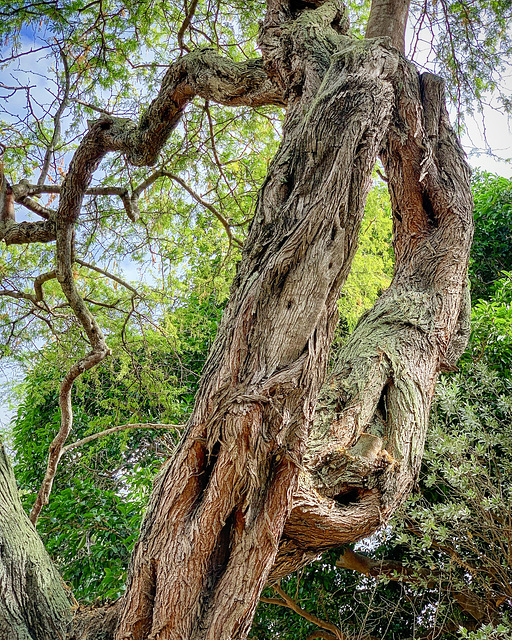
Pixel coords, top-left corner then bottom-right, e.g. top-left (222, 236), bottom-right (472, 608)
top-left (466, 272), bottom-right (512, 372)
top-left (470, 172), bottom-right (512, 299)
top-left (11, 279), bottom-right (226, 602)
top-left (337, 179), bottom-right (393, 333)
top-left (408, 0), bottom-right (512, 123)
top-left (458, 622), bottom-right (512, 639)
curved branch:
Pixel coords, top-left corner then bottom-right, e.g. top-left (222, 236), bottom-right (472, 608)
top-left (177, 0), bottom-right (199, 53)
top-left (61, 422), bottom-right (184, 454)
top-left (34, 270), bottom-right (57, 301)
top-left (268, 584), bottom-right (347, 640)
top-left (2, 49), bottom-right (284, 248)
top-left (75, 259), bottom-right (140, 295)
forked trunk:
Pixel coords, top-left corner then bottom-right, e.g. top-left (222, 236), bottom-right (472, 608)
top-left (116, 4), bottom-right (472, 640)
top-left (116, 6), bottom-right (401, 640)
top-left (0, 0), bottom-right (473, 638)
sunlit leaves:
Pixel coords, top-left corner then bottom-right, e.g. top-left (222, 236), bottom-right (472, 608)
top-left (470, 172), bottom-right (512, 300)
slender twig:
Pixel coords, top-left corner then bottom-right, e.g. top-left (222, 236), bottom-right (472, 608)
top-left (75, 258), bottom-right (140, 295)
top-left (62, 422), bottom-right (184, 454)
top-left (177, 0), bottom-right (199, 53)
top-left (204, 101), bottom-right (245, 216)
top-left (38, 46), bottom-right (71, 187)
top-left (261, 584), bottom-right (347, 640)
top-left (74, 99), bottom-right (113, 115)
top-left (166, 171), bottom-right (243, 247)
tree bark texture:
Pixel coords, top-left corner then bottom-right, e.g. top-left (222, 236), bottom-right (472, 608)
top-left (116, 3), bottom-right (472, 640)
top-left (116, 4), bottom-right (406, 639)
top-left (0, 445), bottom-right (72, 639)
top-left (270, 58), bottom-right (473, 579)
top-left (0, 0), bottom-right (473, 638)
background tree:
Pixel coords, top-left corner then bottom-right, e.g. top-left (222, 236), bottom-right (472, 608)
top-left (0, 0), bottom-right (510, 638)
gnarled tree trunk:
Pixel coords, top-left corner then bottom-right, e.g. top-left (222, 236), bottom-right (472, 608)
top-left (115, 3), bottom-right (472, 640)
top-left (0, 0), bottom-right (473, 638)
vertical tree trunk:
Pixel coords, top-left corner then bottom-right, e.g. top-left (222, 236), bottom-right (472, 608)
top-left (116, 4), bottom-right (402, 638)
top-left (0, 445), bottom-right (72, 639)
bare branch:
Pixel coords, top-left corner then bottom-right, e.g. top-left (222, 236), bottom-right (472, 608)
top-left (74, 99), bottom-right (113, 115)
top-left (177, 0), bottom-right (199, 53)
top-left (37, 46), bottom-right (71, 187)
top-left (165, 172), bottom-right (243, 247)
top-left (0, 44), bottom-right (53, 64)
top-left (0, 289), bottom-right (38, 304)
top-left (75, 258), bottom-right (139, 295)
top-left (336, 548), bottom-right (490, 623)
top-left (260, 584), bottom-right (347, 640)
top-left (62, 422), bottom-right (184, 454)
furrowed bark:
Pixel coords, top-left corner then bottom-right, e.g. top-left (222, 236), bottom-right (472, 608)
top-left (270, 57), bottom-right (473, 579)
top-left (116, 3), bottom-right (402, 638)
top-left (0, 445), bottom-right (72, 639)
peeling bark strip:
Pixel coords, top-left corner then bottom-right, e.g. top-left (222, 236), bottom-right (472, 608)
top-left (0, 445), bottom-right (72, 639)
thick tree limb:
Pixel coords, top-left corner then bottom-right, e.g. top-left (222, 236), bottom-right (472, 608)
top-left (1, 51), bottom-right (284, 247)
top-left (0, 445), bottom-right (72, 639)
top-left (270, 59), bottom-right (473, 579)
top-left (366, 0), bottom-right (410, 52)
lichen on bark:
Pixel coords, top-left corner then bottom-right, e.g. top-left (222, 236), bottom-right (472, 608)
top-left (0, 445), bottom-right (72, 639)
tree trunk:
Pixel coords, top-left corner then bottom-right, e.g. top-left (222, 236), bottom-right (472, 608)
top-left (116, 3), bottom-right (472, 640)
top-left (270, 59), bottom-right (473, 580)
top-left (0, 445), bottom-right (72, 639)
top-left (116, 5), bottom-right (403, 640)
top-left (0, 0), bottom-right (473, 638)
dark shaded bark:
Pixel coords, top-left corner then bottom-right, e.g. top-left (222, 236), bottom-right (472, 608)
top-left (0, 445), bottom-right (72, 639)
